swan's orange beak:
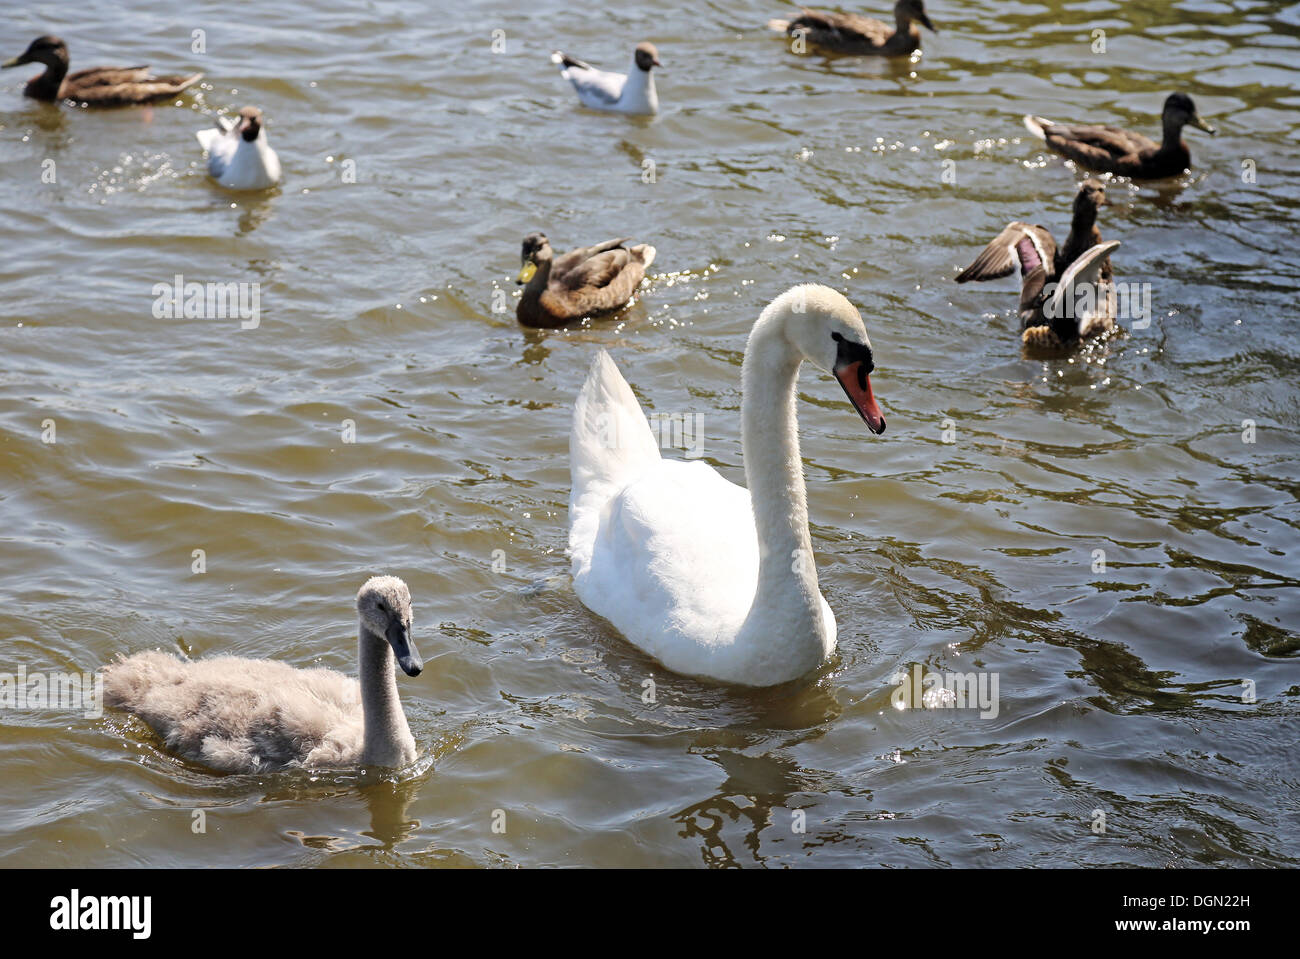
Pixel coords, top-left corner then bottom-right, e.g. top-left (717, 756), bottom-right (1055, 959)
top-left (835, 362), bottom-right (886, 434)
top-left (832, 332), bottom-right (886, 434)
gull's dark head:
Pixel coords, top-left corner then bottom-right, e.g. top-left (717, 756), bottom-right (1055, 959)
top-left (634, 42), bottom-right (662, 72)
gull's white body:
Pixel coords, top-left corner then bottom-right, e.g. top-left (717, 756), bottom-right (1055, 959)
top-left (196, 116), bottom-right (281, 190)
top-left (568, 287), bottom-right (874, 686)
top-left (552, 51), bottom-right (658, 115)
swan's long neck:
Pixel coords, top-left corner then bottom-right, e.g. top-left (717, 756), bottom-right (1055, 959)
top-left (358, 626), bottom-right (413, 767)
top-left (740, 310), bottom-right (827, 648)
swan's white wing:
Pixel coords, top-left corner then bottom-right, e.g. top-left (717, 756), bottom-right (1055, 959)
top-left (570, 350), bottom-right (662, 573)
top-left (569, 350), bottom-right (760, 678)
top-left (576, 457), bottom-right (759, 671)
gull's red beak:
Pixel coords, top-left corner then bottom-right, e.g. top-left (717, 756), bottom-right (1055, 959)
top-left (835, 361), bottom-right (886, 434)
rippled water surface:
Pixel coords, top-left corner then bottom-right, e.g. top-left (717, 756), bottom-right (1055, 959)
top-left (1, 0), bottom-right (1298, 867)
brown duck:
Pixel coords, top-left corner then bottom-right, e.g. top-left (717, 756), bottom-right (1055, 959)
top-left (768, 0), bottom-right (937, 56)
top-left (515, 233), bottom-right (656, 329)
top-left (955, 180), bottom-right (1120, 349)
top-left (3, 36), bottom-right (202, 106)
top-left (1023, 93), bottom-right (1215, 180)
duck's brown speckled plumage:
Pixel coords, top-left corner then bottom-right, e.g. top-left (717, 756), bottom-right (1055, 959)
top-left (516, 233), bottom-right (656, 329)
top-left (770, 0), bottom-right (936, 56)
top-left (3, 36), bottom-right (201, 106)
top-left (1024, 92), bottom-right (1216, 180)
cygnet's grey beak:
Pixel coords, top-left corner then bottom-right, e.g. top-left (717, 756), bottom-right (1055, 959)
top-left (385, 619), bottom-right (423, 676)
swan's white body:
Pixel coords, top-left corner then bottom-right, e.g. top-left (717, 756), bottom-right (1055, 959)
top-left (196, 114), bottom-right (281, 190)
top-left (569, 285), bottom-right (885, 686)
top-left (552, 49), bottom-right (658, 115)
top-left (103, 576), bottom-right (420, 772)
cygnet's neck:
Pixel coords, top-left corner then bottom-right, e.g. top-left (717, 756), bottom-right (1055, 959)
top-left (358, 625), bottom-right (414, 767)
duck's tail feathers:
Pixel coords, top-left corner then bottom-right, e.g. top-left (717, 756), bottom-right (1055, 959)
top-left (767, 18), bottom-right (792, 32)
top-left (569, 350), bottom-right (661, 559)
top-left (632, 243), bottom-right (657, 269)
top-left (1023, 114), bottom-right (1050, 139)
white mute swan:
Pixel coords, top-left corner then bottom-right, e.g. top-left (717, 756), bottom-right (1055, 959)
top-left (569, 284), bottom-right (886, 686)
top-left (103, 576), bottom-right (422, 772)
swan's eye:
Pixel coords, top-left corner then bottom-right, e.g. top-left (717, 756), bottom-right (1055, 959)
top-left (831, 332), bottom-right (843, 342)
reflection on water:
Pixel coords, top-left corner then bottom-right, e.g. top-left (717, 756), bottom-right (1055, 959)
top-left (0, 0), bottom-right (1296, 868)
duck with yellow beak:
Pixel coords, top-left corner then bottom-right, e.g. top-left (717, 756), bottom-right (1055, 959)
top-left (514, 232), bottom-right (656, 329)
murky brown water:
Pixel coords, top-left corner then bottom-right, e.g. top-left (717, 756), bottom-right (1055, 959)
top-left (1, 0), bottom-right (1297, 867)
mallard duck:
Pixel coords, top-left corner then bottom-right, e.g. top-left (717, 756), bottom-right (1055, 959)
top-left (196, 107), bottom-right (281, 191)
top-left (1024, 93), bottom-right (1215, 180)
top-left (2, 35), bottom-right (201, 106)
top-left (768, 0), bottom-right (936, 56)
top-left (551, 43), bottom-right (661, 115)
top-left (955, 180), bottom-right (1120, 349)
top-left (515, 233), bottom-right (656, 329)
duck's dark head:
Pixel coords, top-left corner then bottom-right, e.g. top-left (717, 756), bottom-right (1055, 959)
top-left (517, 232), bottom-right (552, 284)
top-left (237, 106), bottom-right (264, 143)
top-left (897, 0), bottom-right (937, 33)
top-left (1163, 92), bottom-right (1215, 136)
top-left (634, 42), bottom-right (662, 72)
top-left (2, 35), bottom-right (68, 71)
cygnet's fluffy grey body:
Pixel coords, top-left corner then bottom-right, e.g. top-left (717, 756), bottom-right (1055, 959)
top-left (103, 576), bottom-right (422, 772)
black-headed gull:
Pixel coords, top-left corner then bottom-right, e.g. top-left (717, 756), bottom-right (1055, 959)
top-left (195, 106), bottom-right (281, 191)
top-left (551, 42), bottom-right (661, 115)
